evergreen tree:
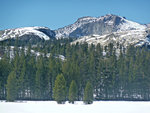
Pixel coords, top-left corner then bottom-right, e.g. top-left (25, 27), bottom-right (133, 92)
top-left (68, 80), bottom-right (78, 104)
top-left (53, 74), bottom-right (66, 104)
top-left (6, 71), bottom-right (17, 102)
top-left (26, 55), bottom-right (36, 99)
top-left (0, 57), bottom-right (11, 100)
top-left (35, 56), bottom-right (45, 99)
top-left (17, 48), bottom-right (26, 99)
top-left (83, 81), bottom-right (93, 104)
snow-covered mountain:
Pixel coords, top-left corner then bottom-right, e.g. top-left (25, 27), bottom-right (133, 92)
top-left (0, 14), bottom-right (150, 48)
top-left (0, 26), bottom-right (55, 41)
top-left (54, 14), bottom-right (147, 39)
top-left (55, 14), bottom-right (149, 47)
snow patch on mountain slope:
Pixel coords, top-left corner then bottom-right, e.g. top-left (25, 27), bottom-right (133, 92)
top-left (0, 27), bottom-right (50, 41)
top-left (3, 46), bottom-right (66, 61)
top-left (117, 17), bottom-right (146, 31)
top-left (72, 29), bottom-right (150, 47)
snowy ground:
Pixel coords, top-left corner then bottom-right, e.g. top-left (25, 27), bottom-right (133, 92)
top-left (0, 101), bottom-right (150, 113)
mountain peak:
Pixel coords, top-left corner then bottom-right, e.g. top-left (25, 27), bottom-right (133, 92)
top-left (55, 14), bottom-right (146, 38)
top-left (76, 14), bottom-right (121, 23)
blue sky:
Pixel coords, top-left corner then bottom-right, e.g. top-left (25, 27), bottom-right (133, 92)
top-left (0, 0), bottom-right (150, 30)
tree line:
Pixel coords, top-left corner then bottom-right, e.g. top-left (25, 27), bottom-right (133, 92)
top-left (0, 39), bottom-right (150, 104)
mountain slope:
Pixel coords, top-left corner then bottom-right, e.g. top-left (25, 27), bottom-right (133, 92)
top-left (54, 14), bottom-right (147, 38)
top-left (0, 27), bottom-right (55, 42)
top-left (72, 28), bottom-right (150, 47)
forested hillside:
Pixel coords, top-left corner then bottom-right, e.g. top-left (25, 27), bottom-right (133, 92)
top-left (0, 39), bottom-right (150, 102)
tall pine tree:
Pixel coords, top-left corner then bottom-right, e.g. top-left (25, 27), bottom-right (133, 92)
top-left (83, 81), bottom-right (93, 104)
top-left (68, 80), bottom-right (78, 104)
top-left (53, 74), bottom-right (66, 104)
top-left (6, 71), bottom-right (17, 102)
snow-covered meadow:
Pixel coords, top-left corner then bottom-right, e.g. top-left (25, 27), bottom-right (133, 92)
top-left (0, 101), bottom-right (150, 113)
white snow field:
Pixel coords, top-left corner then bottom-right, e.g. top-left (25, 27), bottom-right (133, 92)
top-left (0, 101), bottom-right (150, 113)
